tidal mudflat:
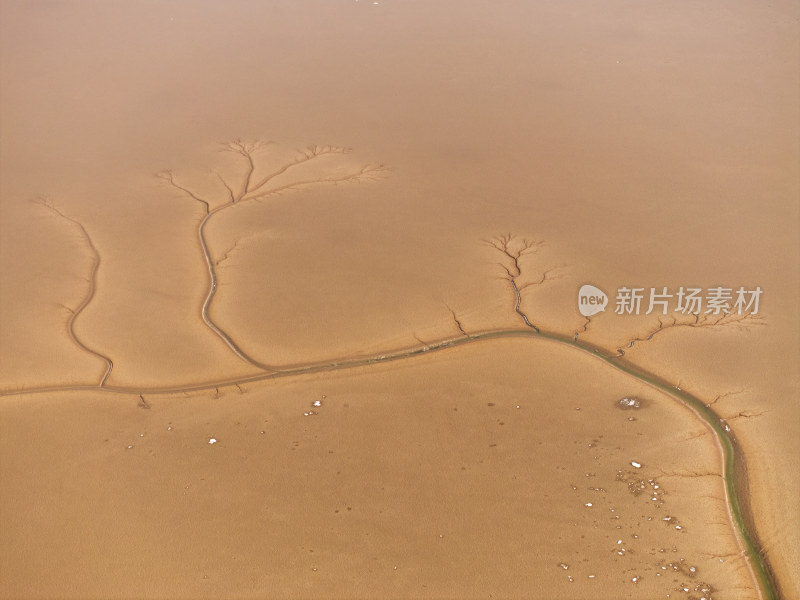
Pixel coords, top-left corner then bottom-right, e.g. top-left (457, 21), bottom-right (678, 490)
top-left (1, 1), bottom-right (797, 599)
top-left (0, 342), bottom-right (761, 599)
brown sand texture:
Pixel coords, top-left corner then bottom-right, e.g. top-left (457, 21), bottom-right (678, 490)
top-left (1, 1), bottom-right (797, 599)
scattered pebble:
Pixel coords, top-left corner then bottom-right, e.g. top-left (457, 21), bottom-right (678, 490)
top-left (617, 397), bottom-right (641, 409)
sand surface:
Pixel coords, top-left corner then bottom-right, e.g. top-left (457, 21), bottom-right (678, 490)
top-left (1, 1), bottom-right (797, 598)
top-left (0, 341), bottom-right (758, 599)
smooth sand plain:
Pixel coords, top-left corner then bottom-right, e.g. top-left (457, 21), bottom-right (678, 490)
top-left (1, 1), bottom-right (797, 598)
top-left (1, 341), bottom-right (758, 599)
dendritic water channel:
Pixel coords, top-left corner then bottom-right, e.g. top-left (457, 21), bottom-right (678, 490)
top-left (157, 140), bottom-right (388, 372)
top-left (5, 144), bottom-right (778, 600)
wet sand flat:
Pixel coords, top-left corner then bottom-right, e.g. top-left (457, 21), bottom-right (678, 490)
top-left (1, 1), bottom-right (797, 598)
top-left (1, 340), bottom-right (754, 599)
